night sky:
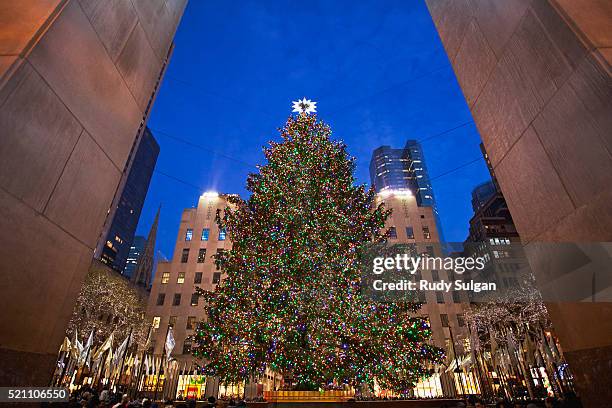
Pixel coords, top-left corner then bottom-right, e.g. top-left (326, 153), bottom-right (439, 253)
top-left (137, 0), bottom-right (492, 260)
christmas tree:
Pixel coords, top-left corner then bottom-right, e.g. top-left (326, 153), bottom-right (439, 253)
top-left (191, 100), bottom-right (443, 393)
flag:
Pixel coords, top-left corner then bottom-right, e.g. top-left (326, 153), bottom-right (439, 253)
top-left (104, 348), bottom-right (113, 379)
top-left (93, 332), bottom-right (114, 361)
top-left (59, 337), bottom-right (72, 353)
top-left (165, 327), bottom-right (175, 361)
top-left (81, 330), bottom-right (94, 367)
top-left (114, 333), bottom-right (131, 367)
top-left (144, 355), bottom-right (151, 376)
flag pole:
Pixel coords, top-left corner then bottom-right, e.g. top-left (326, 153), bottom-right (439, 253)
top-left (154, 325), bottom-right (170, 402)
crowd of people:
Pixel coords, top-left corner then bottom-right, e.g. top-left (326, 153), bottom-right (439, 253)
top-left (59, 383), bottom-right (581, 408)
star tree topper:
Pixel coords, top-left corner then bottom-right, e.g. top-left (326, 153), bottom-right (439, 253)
top-left (291, 97), bottom-right (317, 115)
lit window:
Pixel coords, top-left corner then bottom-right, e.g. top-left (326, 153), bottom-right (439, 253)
top-left (161, 272), bottom-right (170, 284)
top-left (405, 226), bottom-right (414, 239)
top-left (187, 316), bottom-right (197, 329)
top-left (185, 228), bottom-right (193, 241)
top-left (422, 226), bottom-right (431, 240)
top-left (388, 227), bottom-right (397, 239)
top-left (156, 293), bottom-right (165, 306)
top-left (152, 316), bottom-right (161, 329)
top-left (169, 316), bottom-right (177, 327)
top-left (182, 340), bottom-right (192, 355)
top-left (191, 293), bottom-right (199, 306)
top-left (212, 272), bottom-right (221, 284)
top-left (218, 228), bottom-right (226, 241)
top-left (177, 272), bottom-right (185, 284)
top-left (201, 228), bottom-right (209, 241)
top-left (197, 248), bottom-right (206, 263)
top-left (181, 248), bottom-right (189, 263)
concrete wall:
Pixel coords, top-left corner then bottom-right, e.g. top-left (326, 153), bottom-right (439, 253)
top-left (425, 0), bottom-right (611, 405)
top-left (0, 0), bottom-right (186, 386)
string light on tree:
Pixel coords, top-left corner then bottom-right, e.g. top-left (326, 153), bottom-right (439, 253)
top-left (190, 100), bottom-right (443, 393)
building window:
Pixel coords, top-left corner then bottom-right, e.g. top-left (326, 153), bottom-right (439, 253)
top-left (194, 272), bottom-right (203, 284)
top-left (440, 313), bottom-right (449, 327)
top-left (173, 294), bottom-right (181, 306)
top-left (422, 226), bottom-right (431, 239)
top-left (388, 227), bottom-right (397, 239)
top-left (215, 249), bottom-right (225, 270)
top-left (201, 228), bottom-right (209, 241)
top-left (181, 248), bottom-right (189, 263)
top-left (191, 293), bottom-right (199, 306)
top-left (182, 340), bottom-right (192, 355)
top-left (405, 226), bottom-right (414, 239)
top-left (156, 293), bottom-right (165, 306)
top-left (185, 228), bottom-right (193, 241)
top-left (169, 316), bottom-right (177, 327)
top-left (197, 248), bottom-right (206, 263)
top-left (177, 272), bottom-right (185, 284)
top-left (152, 316), bottom-right (161, 329)
top-left (457, 314), bottom-right (466, 327)
top-left (436, 291), bottom-right (444, 304)
top-left (187, 316), bottom-right (197, 330)
top-left (426, 246), bottom-right (435, 257)
top-left (431, 270), bottom-right (439, 281)
top-left (218, 228), bottom-right (227, 241)
top-left (452, 290), bottom-right (461, 303)
top-left (212, 272), bottom-right (222, 284)
top-left (161, 272), bottom-right (170, 284)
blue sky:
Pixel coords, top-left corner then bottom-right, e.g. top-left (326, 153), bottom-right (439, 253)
top-left (137, 0), bottom-right (491, 259)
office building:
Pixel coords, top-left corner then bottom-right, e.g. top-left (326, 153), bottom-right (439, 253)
top-left (0, 1), bottom-right (186, 386)
top-left (146, 193), bottom-right (237, 398)
top-left (98, 128), bottom-right (160, 273)
top-left (370, 141), bottom-right (443, 241)
top-left (375, 189), bottom-right (471, 397)
top-left (124, 236), bottom-right (147, 280)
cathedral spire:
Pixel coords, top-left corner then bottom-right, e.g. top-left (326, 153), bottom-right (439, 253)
top-left (132, 205), bottom-right (160, 288)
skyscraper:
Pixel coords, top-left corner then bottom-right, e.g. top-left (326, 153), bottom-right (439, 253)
top-left (98, 127), bottom-right (160, 272)
top-left (123, 236), bottom-right (146, 280)
top-left (369, 141), bottom-right (436, 207)
top-left (370, 141), bottom-right (442, 240)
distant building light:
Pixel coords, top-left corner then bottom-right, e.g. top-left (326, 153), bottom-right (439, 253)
top-left (201, 191), bottom-right (219, 199)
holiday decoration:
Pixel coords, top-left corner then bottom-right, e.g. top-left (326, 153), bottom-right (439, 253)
top-left (291, 98), bottom-right (317, 115)
top-left (190, 106), bottom-right (443, 393)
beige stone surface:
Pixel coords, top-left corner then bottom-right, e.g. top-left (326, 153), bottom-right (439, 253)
top-left (0, 62), bottom-right (82, 213)
top-left (28, 0), bottom-right (142, 169)
top-left (0, 0), bottom-right (60, 55)
top-left (78, 0), bottom-right (139, 62)
top-left (44, 131), bottom-right (121, 248)
top-left (0, 187), bottom-right (93, 354)
top-left (116, 22), bottom-right (163, 111)
top-left (453, 20), bottom-right (496, 107)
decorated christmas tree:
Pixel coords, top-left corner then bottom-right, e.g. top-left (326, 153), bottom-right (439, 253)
top-left (191, 99), bottom-right (443, 393)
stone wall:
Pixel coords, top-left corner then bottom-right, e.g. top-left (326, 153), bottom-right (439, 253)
top-left (425, 0), bottom-right (611, 406)
top-left (0, 0), bottom-right (186, 386)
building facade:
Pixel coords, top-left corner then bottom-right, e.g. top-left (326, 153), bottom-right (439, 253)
top-left (146, 193), bottom-right (234, 398)
top-left (0, 0), bottom-right (186, 386)
top-left (425, 2), bottom-right (612, 404)
top-left (370, 142), bottom-right (443, 241)
top-left (375, 190), bottom-right (471, 397)
top-left (124, 236), bottom-right (147, 280)
top-left (369, 141), bottom-right (435, 207)
top-left (98, 127), bottom-right (160, 273)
